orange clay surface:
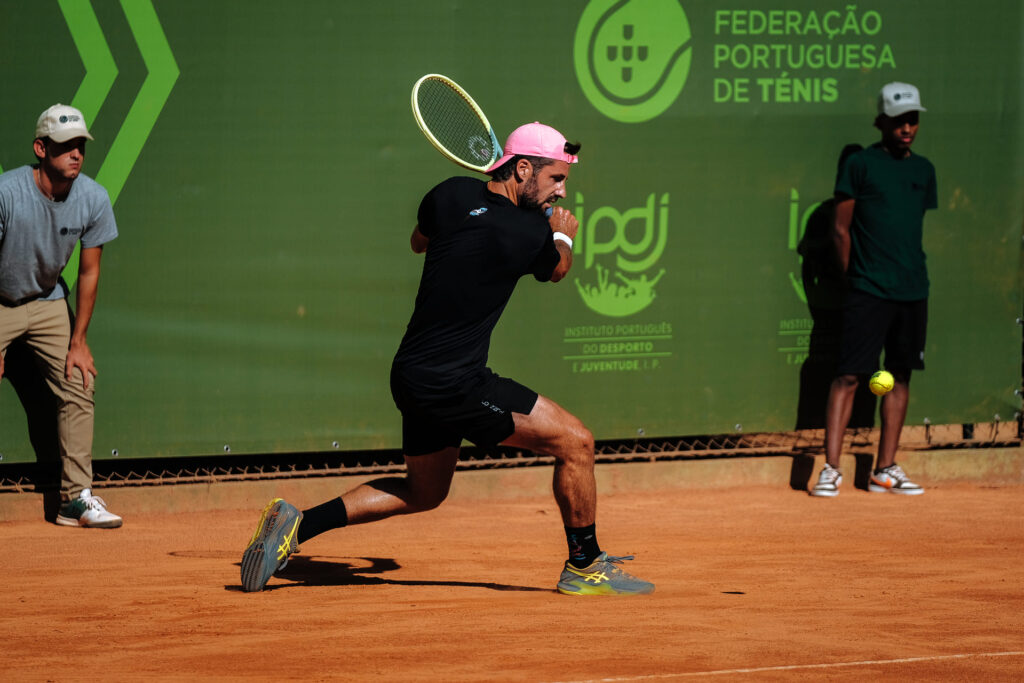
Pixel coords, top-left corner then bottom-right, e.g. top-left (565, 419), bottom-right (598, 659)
top-left (3, 483), bottom-right (1023, 682)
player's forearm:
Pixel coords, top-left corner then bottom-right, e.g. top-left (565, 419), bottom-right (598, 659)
top-left (550, 244), bottom-right (573, 282)
top-left (548, 207), bottom-right (578, 282)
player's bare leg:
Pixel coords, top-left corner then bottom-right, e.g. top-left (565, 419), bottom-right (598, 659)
top-left (341, 447), bottom-right (460, 524)
top-left (504, 395), bottom-right (596, 527)
top-left (242, 448), bottom-right (459, 591)
top-left (505, 396), bottom-right (652, 595)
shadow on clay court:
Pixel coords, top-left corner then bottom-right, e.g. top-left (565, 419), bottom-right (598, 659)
top-left (218, 554), bottom-right (549, 593)
top-left (788, 455), bottom-right (817, 492)
top-left (788, 451), bottom-right (877, 493)
top-left (849, 451), bottom-right (878, 490)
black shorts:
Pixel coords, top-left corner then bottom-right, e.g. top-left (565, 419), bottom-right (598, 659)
top-left (390, 368), bottom-right (539, 457)
top-left (838, 288), bottom-right (927, 376)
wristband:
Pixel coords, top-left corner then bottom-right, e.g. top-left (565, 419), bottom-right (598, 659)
top-left (553, 232), bottom-right (573, 249)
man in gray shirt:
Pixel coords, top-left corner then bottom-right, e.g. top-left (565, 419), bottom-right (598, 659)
top-left (0, 104), bottom-right (122, 527)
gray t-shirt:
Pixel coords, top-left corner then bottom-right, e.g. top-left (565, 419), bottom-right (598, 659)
top-left (0, 165), bottom-right (118, 304)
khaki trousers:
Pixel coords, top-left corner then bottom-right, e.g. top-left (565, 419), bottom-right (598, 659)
top-left (0, 299), bottom-right (95, 500)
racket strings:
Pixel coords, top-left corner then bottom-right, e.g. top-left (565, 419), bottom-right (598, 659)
top-left (417, 79), bottom-right (497, 167)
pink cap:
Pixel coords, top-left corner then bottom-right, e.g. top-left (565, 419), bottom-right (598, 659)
top-left (485, 122), bottom-right (578, 173)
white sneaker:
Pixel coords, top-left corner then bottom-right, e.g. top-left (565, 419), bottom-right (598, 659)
top-left (869, 464), bottom-right (924, 495)
top-left (56, 488), bottom-right (124, 528)
top-left (810, 464), bottom-right (842, 497)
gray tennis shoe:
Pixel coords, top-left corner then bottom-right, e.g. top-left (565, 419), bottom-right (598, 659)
top-left (556, 553), bottom-right (655, 596)
top-left (241, 498), bottom-right (302, 592)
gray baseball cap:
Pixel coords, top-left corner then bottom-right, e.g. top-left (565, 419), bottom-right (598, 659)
top-left (877, 82), bottom-right (927, 117)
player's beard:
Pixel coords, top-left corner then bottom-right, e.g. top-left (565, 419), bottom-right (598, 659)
top-left (519, 175), bottom-right (550, 214)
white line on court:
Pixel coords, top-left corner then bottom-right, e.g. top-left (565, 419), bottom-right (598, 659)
top-left (546, 651), bottom-right (1024, 682)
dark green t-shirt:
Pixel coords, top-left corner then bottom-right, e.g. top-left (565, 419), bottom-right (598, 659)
top-left (835, 143), bottom-right (937, 301)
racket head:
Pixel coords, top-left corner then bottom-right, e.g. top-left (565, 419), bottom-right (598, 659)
top-left (411, 74), bottom-right (503, 173)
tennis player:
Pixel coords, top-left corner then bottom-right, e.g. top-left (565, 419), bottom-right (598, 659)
top-left (242, 122), bottom-right (654, 595)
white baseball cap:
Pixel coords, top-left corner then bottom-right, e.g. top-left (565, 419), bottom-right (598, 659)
top-left (877, 82), bottom-right (926, 117)
top-left (34, 104), bottom-right (94, 142)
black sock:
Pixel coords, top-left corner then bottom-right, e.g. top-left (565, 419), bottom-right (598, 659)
top-left (296, 496), bottom-right (348, 545)
top-left (565, 524), bottom-right (602, 568)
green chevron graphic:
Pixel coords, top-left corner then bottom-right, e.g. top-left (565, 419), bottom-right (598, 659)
top-left (53, 0), bottom-right (119, 286)
top-left (97, 0), bottom-right (179, 206)
top-left (28, 0), bottom-right (180, 289)
top-left (61, 0), bottom-right (118, 128)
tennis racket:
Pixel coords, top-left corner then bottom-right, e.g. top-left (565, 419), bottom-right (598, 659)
top-left (411, 74), bottom-right (503, 173)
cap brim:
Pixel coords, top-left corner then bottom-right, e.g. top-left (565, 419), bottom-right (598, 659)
top-left (884, 104), bottom-right (926, 117)
top-left (484, 153), bottom-right (514, 174)
top-left (47, 128), bottom-right (93, 143)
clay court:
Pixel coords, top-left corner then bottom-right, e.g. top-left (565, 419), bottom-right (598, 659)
top-left (3, 451), bottom-right (1023, 682)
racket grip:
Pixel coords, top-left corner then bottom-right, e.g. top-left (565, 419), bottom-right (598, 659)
top-left (545, 207), bottom-right (553, 217)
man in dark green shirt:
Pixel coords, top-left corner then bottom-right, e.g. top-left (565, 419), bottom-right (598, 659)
top-left (810, 82), bottom-right (937, 497)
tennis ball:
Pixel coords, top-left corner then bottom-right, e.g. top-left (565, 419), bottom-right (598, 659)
top-left (869, 370), bottom-right (895, 396)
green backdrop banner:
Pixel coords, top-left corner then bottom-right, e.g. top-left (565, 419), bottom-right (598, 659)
top-left (2, 1), bottom-right (1021, 461)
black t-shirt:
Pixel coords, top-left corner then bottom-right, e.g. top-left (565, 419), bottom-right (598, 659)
top-left (835, 143), bottom-right (937, 300)
top-left (392, 176), bottom-right (560, 399)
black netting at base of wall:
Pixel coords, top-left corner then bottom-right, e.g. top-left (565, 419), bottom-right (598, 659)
top-left (1, 421), bottom-right (1019, 493)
